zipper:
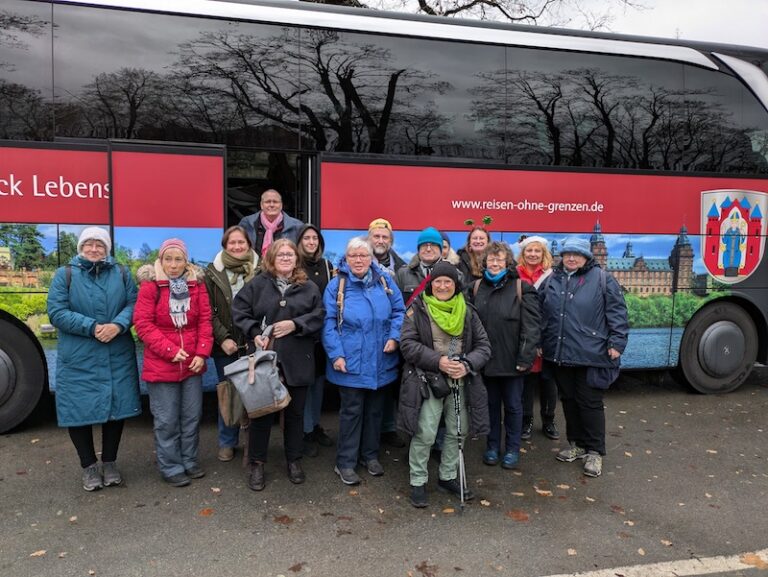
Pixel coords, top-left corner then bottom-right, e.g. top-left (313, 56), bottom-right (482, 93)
top-left (178, 329), bottom-right (185, 379)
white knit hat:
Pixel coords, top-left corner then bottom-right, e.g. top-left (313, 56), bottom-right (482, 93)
top-left (519, 235), bottom-right (549, 250)
top-left (77, 226), bottom-right (112, 254)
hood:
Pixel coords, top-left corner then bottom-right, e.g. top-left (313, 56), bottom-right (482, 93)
top-left (297, 223), bottom-right (326, 260)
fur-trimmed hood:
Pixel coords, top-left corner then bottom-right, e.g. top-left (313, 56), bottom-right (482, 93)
top-left (136, 260), bottom-right (206, 283)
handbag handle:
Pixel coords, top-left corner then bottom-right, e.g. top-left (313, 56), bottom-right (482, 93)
top-left (255, 324), bottom-right (275, 352)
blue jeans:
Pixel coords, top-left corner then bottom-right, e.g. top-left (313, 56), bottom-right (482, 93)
top-left (147, 376), bottom-right (203, 478)
top-left (304, 374), bottom-right (326, 434)
top-left (214, 356), bottom-right (241, 449)
top-left (336, 385), bottom-right (388, 469)
top-left (485, 375), bottom-right (524, 454)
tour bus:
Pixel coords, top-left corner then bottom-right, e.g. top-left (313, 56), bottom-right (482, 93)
top-left (1, 0), bottom-right (767, 433)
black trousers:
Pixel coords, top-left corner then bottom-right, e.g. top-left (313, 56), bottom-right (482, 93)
top-left (249, 385), bottom-right (307, 464)
top-left (551, 365), bottom-right (606, 455)
top-left (68, 420), bottom-right (125, 468)
top-left (522, 371), bottom-right (558, 424)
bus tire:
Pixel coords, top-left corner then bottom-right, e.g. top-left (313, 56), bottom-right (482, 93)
top-left (0, 318), bottom-right (46, 433)
top-left (676, 302), bottom-right (757, 394)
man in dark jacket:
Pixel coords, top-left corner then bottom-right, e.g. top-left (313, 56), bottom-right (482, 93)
top-left (368, 218), bottom-right (406, 276)
top-left (539, 237), bottom-right (629, 478)
top-left (396, 227), bottom-right (450, 307)
top-left (238, 189), bottom-right (304, 256)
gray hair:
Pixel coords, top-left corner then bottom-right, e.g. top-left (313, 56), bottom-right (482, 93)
top-left (345, 236), bottom-right (373, 257)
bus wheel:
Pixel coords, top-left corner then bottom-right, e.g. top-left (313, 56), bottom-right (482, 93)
top-left (0, 319), bottom-right (45, 433)
top-left (676, 302), bottom-right (757, 394)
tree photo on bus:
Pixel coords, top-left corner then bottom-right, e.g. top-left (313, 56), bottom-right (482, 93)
top-left (0, 0), bottom-right (767, 433)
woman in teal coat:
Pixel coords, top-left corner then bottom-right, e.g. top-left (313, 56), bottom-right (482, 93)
top-left (47, 227), bottom-right (141, 492)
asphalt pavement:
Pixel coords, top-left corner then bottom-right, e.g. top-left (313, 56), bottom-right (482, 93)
top-left (1, 369), bottom-right (766, 577)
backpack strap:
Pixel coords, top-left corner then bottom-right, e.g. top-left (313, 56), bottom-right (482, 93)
top-left (472, 279), bottom-right (481, 299)
top-left (516, 277), bottom-right (522, 304)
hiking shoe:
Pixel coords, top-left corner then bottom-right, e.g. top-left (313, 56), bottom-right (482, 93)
top-left (313, 425), bottom-right (334, 447)
top-left (185, 465), bottom-right (205, 479)
top-left (483, 449), bottom-right (499, 466)
top-left (82, 463), bottom-right (103, 492)
top-left (521, 420), bottom-right (533, 441)
top-left (543, 422), bottom-right (560, 440)
top-left (102, 461), bottom-right (122, 487)
top-left (302, 434), bottom-right (319, 457)
top-left (248, 463), bottom-right (265, 491)
top-left (163, 473), bottom-right (191, 487)
top-left (583, 452), bottom-right (603, 477)
top-left (287, 460), bottom-right (306, 484)
top-left (410, 484), bottom-right (428, 508)
top-left (381, 431), bottom-right (406, 448)
top-left (218, 447), bottom-right (235, 462)
top-left (437, 478), bottom-right (475, 501)
top-left (501, 451), bottom-right (520, 469)
top-left (556, 444), bottom-right (587, 462)
top-left (360, 459), bottom-right (384, 476)
top-left (334, 466), bottom-right (361, 486)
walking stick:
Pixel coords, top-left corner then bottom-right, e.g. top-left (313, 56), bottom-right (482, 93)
top-left (450, 378), bottom-right (466, 513)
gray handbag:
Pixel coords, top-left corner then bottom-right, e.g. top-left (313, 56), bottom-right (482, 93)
top-left (224, 326), bottom-right (291, 419)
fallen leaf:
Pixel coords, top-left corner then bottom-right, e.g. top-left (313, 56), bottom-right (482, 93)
top-left (505, 509), bottom-right (529, 522)
top-left (31, 438), bottom-right (40, 444)
top-left (58, 552), bottom-right (67, 558)
top-left (288, 562), bottom-right (306, 573)
top-left (618, 531), bottom-right (631, 539)
top-left (705, 493), bottom-right (712, 498)
top-left (661, 539), bottom-right (673, 546)
top-left (415, 560), bottom-right (439, 577)
top-left (199, 508), bottom-right (214, 517)
top-left (378, 508), bottom-right (384, 514)
top-left (623, 520), bottom-right (635, 526)
top-left (645, 450), bottom-right (652, 455)
top-left (610, 505), bottom-right (626, 515)
top-left (29, 550), bottom-right (46, 557)
top-left (638, 548), bottom-right (646, 556)
top-left (585, 496), bottom-right (596, 502)
top-left (480, 499), bottom-right (491, 507)
top-left (442, 507), bottom-right (455, 514)
top-left (567, 548), bottom-right (577, 556)
top-left (534, 486), bottom-right (553, 497)
top-left (556, 484), bottom-right (570, 490)
top-left (741, 553), bottom-right (768, 569)
top-left (511, 492), bottom-right (525, 497)
top-left (348, 490), bottom-right (358, 496)
top-left (274, 515), bottom-right (293, 525)
top-left (69, 516), bottom-right (77, 523)
top-left (88, 571), bottom-right (96, 576)
top-left (210, 487), bottom-right (221, 494)
top-left (706, 449), bottom-right (718, 454)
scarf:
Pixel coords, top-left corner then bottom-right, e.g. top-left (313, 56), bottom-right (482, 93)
top-left (260, 211), bottom-right (284, 257)
top-left (484, 268), bottom-right (507, 285)
top-left (422, 293), bottom-right (466, 337)
top-left (275, 276), bottom-right (291, 296)
top-left (221, 249), bottom-right (257, 284)
top-left (168, 273), bottom-right (190, 328)
top-left (377, 251), bottom-right (392, 270)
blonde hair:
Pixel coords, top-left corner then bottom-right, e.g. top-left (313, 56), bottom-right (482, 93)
top-left (262, 239), bottom-right (308, 284)
top-left (516, 239), bottom-right (553, 270)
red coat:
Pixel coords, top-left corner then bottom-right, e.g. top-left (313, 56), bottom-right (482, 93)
top-left (133, 262), bottom-right (213, 383)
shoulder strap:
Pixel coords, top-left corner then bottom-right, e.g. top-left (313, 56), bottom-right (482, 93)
top-left (336, 276), bottom-right (347, 331)
top-left (472, 279), bottom-right (481, 299)
top-left (65, 265), bottom-right (72, 289)
top-left (516, 277), bottom-right (522, 304)
top-left (600, 267), bottom-right (607, 295)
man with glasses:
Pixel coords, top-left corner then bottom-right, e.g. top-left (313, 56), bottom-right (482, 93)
top-left (396, 227), bottom-right (456, 307)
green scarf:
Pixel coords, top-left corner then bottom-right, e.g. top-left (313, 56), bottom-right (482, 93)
top-left (422, 293), bottom-right (466, 336)
top-left (221, 249), bottom-right (257, 284)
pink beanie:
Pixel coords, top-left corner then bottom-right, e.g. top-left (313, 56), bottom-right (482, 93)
top-left (159, 238), bottom-right (188, 260)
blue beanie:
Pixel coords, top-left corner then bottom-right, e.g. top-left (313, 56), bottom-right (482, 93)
top-left (560, 237), bottom-right (592, 258)
top-left (417, 227), bottom-right (443, 248)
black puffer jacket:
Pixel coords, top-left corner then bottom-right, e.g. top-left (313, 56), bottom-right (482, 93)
top-left (539, 260), bottom-right (629, 368)
top-left (397, 297), bottom-right (492, 437)
top-left (470, 268), bottom-right (541, 376)
top-left (232, 273), bottom-right (324, 387)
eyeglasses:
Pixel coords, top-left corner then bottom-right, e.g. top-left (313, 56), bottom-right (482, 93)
top-left (82, 241), bottom-right (105, 250)
top-left (347, 254), bottom-right (371, 261)
top-left (486, 256), bottom-right (506, 264)
top-left (275, 253), bottom-right (296, 259)
top-left (420, 243), bottom-right (440, 249)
